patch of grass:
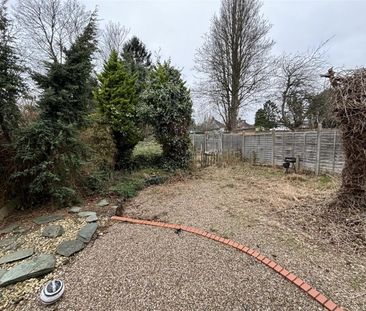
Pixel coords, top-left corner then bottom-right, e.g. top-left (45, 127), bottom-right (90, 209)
top-left (132, 138), bottom-right (164, 170)
top-left (317, 174), bottom-right (336, 190)
top-left (285, 174), bottom-right (308, 182)
top-left (133, 138), bottom-right (162, 157)
top-left (109, 168), bottom-right (170, 200)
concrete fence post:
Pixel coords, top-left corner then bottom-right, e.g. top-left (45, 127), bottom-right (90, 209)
top-left (332, 130), bottom-right (337, 174)
top-left (272, 130), bottom-right (275, 167)
top-left (315, 124), bottom-right (322, 176)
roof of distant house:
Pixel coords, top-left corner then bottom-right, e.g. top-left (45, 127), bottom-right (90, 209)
top-left (236, 118), bottom-right (254, 130)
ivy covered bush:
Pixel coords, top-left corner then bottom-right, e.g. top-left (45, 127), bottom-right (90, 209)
top-left (141, 61), bottom-right (193, 169)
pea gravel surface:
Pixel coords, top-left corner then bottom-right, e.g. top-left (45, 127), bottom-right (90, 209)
top-left (16, 223), bottom-right (321, 311)
top-left (121, 166), bottom-right (365, 311)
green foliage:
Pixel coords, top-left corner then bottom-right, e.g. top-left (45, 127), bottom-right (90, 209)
top-left (110, 176), bottom-right (145, 199)
top-left (12, 121), bottom-right (85, 206)
top-left (12, 16), bottom-right (98, 207)
top-left (110, 168), bottom-right (168, 199)
top-left (122, 36), bottom-right (152, 69)
top-left (141, 61), bottom-right (193, 169)
top-left (95, 50), bottom-right (142, 169)
top-left (0, 2), bottom-right (24, 142)
top-left (286, 94), bottom-right (308, 130)
top-left (132, 138), bottom-right (163, 169)
top-left (133, 138), bottom-right (162, 157)
top-left (80, 113), bottom-right (116, 171)
top-left (122, 36), bottom-right (152, 138)
top-left (33, 13), bottom-right (98, 126)
top-left (255, 100), bottom-right (278, 130)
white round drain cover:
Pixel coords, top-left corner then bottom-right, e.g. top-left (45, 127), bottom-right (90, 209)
top-left (40, 280), bottom-right (65, 304)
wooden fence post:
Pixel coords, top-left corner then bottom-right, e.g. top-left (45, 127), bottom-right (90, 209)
top-left (315, 124), bottom-right (322, 176)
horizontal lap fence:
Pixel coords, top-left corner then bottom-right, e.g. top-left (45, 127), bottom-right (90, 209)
top-left (191, 129), bottom-right (344, 175)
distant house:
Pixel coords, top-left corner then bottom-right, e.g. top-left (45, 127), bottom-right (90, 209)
top-left (235, 118), bottom-right (256, 134)
top-left (195, 116), bottom-right (225, 133)
top-left (194, 116), bottom-right (257, 134)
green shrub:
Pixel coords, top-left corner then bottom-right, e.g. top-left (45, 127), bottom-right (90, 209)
top-left (109, 168), bottom-right (169, 200)
top-left (141, 61), bottom-right (193, 169)
top-left (110, 176), bottom-right (145, 199)
top-left (80, 113), bottom-right (116, 171)
top-left (11, 121), bottom-right (85, 206)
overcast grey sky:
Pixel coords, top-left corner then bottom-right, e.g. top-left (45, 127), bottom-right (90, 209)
top-left (82, 0), bottom-right (366, 122)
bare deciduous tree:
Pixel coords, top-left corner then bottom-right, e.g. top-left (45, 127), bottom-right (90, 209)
top-left (195, 0), bottom-right (273, 131)
top-left (14, 0), bottom-right (91, 67)
top-left (274, 43), bottom-right (327, 130)
top-left (100, 21), bottom-right (129, 61)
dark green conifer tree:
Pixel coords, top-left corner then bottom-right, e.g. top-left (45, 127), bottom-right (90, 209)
top-left (0, 1), bottom-right (24, 142)
top-left (122, 36), bottom-right (151, 94)
top-left (33, 13), bottom-right (98, 125)
top-left (12, 14), bottom-right (98, 206)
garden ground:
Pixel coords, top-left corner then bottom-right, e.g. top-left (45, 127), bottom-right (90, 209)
top-left (9, 163), bottom-right (365, 311)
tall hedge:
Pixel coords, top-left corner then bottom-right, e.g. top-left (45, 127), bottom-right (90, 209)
top-left (141, 61), bottom-right (192, 169)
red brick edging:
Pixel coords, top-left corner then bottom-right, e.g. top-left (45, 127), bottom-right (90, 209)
top-left (112, 216), bottom-right (343, 311)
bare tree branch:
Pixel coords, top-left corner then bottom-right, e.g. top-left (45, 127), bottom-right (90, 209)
top-left (273, 40), bottom-right (329, 130)
top-left (99, 21), bottom-right (129, 61)
top-left (13, 0), bottom-right (91, 70)
top-left (194, 0), bottom-right (274, 131)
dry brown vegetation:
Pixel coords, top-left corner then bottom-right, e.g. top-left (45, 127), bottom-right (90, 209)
top-left (324, 68), bottom-right (366, 211)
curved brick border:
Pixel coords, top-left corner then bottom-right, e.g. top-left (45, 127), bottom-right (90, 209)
top-left (112, 216), bottom-right (343, 311)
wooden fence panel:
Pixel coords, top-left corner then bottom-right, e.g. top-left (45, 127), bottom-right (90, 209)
top-left (190, 128), bottom-right (344, 175)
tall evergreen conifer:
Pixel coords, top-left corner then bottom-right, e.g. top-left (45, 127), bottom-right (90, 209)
top-left (0, 1), bottom-right (24, 142)
top-left (95, 50), bottom-right (141, 169)
top-left (12, 14), bottom-right (98, 206)
top-left (33, 13), bottom-right (98, 125)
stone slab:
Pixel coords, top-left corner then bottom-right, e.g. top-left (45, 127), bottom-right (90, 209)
top-left (0, 254), bottom-right (56, 287)
top-left (69, 206), bottom-right (82, 213)
top-left (78, 211), bottom-right (96, 218)
top-left (97, 199), bottom-right (109, 207)
top-left (33, 215), bottom-right (64, 225)
top-left (86, 214), bottom-right (98, 223)
top-left (0, 224), bottom-right (20, 235)
top-left (42, 225), bottom-right (65, 238)
top-left (0, 237), bottom-right (17, 249)
top-left (0, 249), bottom-right (34, 265)
top-left (56, 240), bottom-right (85, 257)
top-left (77, 223), bottom-right (98, 243)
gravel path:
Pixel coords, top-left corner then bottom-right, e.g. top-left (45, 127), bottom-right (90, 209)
top-left (17, 224), bottom-right (321, 311)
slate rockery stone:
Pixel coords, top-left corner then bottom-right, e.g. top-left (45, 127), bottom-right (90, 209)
top-left (0, 254), bottom-right (56, 287)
